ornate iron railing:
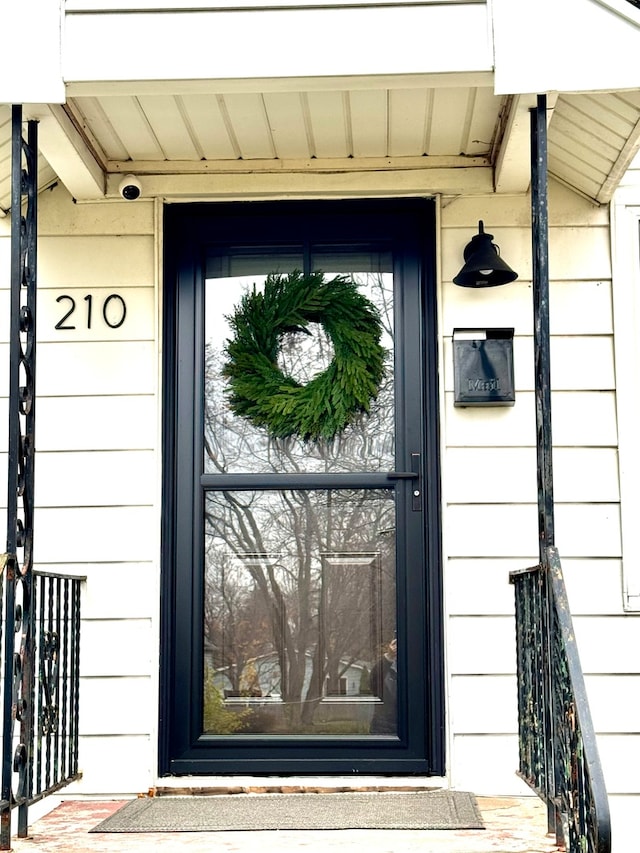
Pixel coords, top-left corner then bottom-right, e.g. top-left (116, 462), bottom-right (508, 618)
top-left (0, 571), bottom-right (84, 849)
top-left (510, 547), bottom-right (611, 853)
top-left (1, 106), bottom-right (84, 850)
top-left (30, 572), bottom-right (84, 806)
top-left (520, 96), bottom-right (610, 853)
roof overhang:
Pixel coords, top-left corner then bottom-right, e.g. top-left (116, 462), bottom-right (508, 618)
top-left (1, 1), bottom-right (640, 211)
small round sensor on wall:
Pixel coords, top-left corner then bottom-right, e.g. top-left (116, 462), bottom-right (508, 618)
top-left (118, 174), bottom-right (142, 200)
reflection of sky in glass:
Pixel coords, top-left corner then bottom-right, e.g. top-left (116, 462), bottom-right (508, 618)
top-left (205, 275), bottom-right (268, 351)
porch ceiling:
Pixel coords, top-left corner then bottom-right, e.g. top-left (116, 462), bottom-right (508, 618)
top-left (1, 81), bottom-right (640, 215)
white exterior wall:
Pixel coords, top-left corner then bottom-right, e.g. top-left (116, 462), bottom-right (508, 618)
top-left (2, 173), bottom-right (640, 842)
top-left (442, 184), bottom-right (627, 803)
top-left (0, 190), bottom-right (161, 795)
top-left (62, 2), bottom-right (490, 85)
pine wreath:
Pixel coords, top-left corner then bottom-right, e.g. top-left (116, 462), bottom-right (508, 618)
top-left (223, 270), bottom-right (386, 441)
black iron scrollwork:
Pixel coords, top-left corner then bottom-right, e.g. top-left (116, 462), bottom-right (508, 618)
top-left (41, 631), bottom-right (60, 736)
top-left (1, 106), bottom-right (39, 849)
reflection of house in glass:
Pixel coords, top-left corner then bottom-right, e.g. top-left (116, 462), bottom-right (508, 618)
top-left (204, 550), bottom-right (386, 734)
top-left (207, 651), bottom-right (369, 699)
top-left (206, 546), bottom-right (384, 701)
top-left (204, 651), bottom-right (375, 735)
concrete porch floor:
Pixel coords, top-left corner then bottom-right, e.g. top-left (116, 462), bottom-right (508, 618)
top-left (10, 794), bottom-right (561, 853)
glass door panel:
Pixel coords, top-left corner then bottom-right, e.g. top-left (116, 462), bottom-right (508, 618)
top-left (203, 489), bottom-right (397, 736)
top-left (203, 256), bottom-right (399, 738)
top-left (203, 266), bottom-right (394, 475)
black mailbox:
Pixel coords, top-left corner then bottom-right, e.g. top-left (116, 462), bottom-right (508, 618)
top-left (453, 328), bottom-right (515, 406)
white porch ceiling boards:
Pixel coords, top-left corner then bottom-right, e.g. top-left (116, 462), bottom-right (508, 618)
top-left (67, 84), bottom-right (501, 165)
top-left (548, 91), bottom-right (640, 204)
top-left (2, 2), bottom-right (640, 210)
top-left (2, 84), bottom-right (640, 213)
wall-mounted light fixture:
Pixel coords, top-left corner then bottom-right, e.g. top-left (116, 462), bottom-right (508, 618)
top-left (453, 221), bottom-right (518, 288)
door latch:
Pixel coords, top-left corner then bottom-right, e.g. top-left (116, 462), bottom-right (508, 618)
top-left (387, 453), bottom-right (422, 511)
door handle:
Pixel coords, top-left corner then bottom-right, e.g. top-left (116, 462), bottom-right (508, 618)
top-left (387, 453), bottom-right (422, 511)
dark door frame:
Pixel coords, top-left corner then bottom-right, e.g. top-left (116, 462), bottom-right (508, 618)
top-left (159, 198), bottom-right (444, 776)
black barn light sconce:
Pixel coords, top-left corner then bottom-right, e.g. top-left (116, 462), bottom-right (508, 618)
top-left (453, 221), bottom-right (518, 288)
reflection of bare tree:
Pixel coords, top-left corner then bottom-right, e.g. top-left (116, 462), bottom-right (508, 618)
top-left (204, 550), bottom-right (272, 694)
top-left (203, 274), bottom-right (396, 731)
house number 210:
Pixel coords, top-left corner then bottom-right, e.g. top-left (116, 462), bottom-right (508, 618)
top-left (55, 293), bottom-right (127, 330)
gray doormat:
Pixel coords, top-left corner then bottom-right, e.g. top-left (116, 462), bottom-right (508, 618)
top-left (90, 790), bottom-right (484, 833)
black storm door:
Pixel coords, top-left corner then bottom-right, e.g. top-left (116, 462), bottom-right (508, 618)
top-left (161, 199), bottom-right (443, 775)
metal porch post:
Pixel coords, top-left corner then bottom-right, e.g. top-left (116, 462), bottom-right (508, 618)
top-left (531, 94), bottom-right (555, 553)
top-left (1, 105), bottom-right (39, 850)
top-left (530, 93), bottom-right (558, 838)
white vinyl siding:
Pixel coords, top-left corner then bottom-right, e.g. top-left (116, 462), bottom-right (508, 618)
top-left (0, 189), bottom-right (161, 796)
top-left (440, 179), bottom-right (632, 808)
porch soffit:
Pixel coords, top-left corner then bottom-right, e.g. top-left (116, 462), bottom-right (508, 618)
top-left (548, 91), bottom-right (640, 204)
top-left (2, 82), bottom-right (640, 213)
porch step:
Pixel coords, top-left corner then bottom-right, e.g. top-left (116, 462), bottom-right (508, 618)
top-left (11, 795), bottom-right (561, 853)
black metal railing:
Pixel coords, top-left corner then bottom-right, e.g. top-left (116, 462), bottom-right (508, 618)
top-left (31, 572), bottom-right (84, 805)
top-left (510, 547), bottom-right (611, 853)
top-left (1, 105), bottom-right (84, 850)
top-left (0, 571), bottom-right (84, 849)
top-left (521, 97), bottom-right (610, 853)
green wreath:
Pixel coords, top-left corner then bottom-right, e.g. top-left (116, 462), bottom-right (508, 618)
top-left (223, 270), bottom-right (386, 441)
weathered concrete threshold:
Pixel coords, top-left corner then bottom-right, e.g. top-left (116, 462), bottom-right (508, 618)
top-left (152, 783), bottom-right (442, 796)
top-left (151, 775), bottom-right (445, 797)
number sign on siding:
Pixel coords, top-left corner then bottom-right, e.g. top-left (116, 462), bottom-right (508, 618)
top-left (38, 288), bottom-right (154, 342)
